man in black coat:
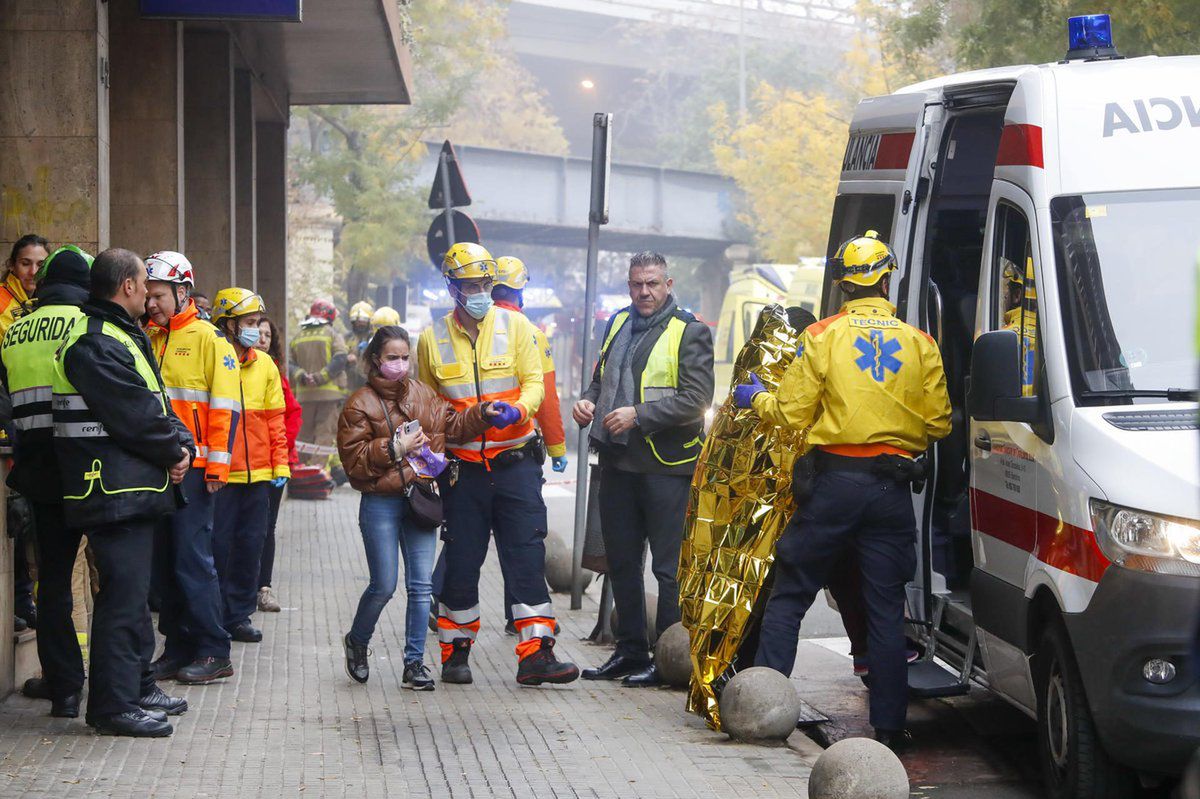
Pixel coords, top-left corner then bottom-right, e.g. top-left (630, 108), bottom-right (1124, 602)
top-left (52, 248), bottom-right (195, 736)
top-left (574, 251), bottom-right (714, 686)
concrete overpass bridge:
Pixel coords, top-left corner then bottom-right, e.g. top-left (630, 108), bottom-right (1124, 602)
top-left (417, 143), bottom-right (749, 259)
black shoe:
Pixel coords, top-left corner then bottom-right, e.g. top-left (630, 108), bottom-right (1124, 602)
top-left (87, 708), bottom-right (166, 728)
top-left (14, 615), bottom-right (27, 633)
top-left (176, 657), bottom-right (233, 685)
top-left (93, 709), bottom-right (172, 737)
top-left (16, 607), bottom-right (36, 630)
top-left (427, 610), bottom-right (438, 634)
top-left (343, 633), bottom-right (369, 683)
top-left (229, 623), bottom-right (262, 643)
top-left (581, 653), bottom-right (649, 681)
top-left (22, 677), bottom-right (52, 700)
top-left (516, 638), bottom-right (580, 686)
top-left (621, 663), bottom-right (663, 687)
top-left (151, 655), bottom-right (188, 682)
top-left (402, 661), bottom-right (435, 691)
top-left (50, 692), bottom-right (81, 718)
top-left (874, 728), bottom-right (911, 753)
top-left (139, 685), bottom-right (189, 716)
top-left (441, 639), bottom-right (473, 685)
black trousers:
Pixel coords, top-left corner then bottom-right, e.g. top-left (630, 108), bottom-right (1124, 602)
top-left (755, 469), bottom-right (916, 732)
top-left (87, 518), bottom-right (157, 718)
top-left (598, 468), bottom-right (689, 661)
top-left (31, 501), bottom-right (86, 698)
top-left (258, 482), bottom-right (286, 588)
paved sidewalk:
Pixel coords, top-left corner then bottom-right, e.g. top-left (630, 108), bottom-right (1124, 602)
top-left (0, 485), bottom-right (819, 798)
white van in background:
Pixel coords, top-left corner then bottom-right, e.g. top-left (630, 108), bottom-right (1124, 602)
top-left (823, 15), bottom-right (1199, 797)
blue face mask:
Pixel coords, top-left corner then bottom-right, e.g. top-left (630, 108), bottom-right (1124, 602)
top-left (237, 325), bottom-right (261, 348)
top-left (462, 292), bottom-right (493, 320)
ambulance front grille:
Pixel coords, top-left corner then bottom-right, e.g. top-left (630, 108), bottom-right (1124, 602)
top-left (1102, 410), bottom-right (1199, 431)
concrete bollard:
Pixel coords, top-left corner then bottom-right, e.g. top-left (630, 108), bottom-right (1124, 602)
top-left (654, 622), bottom-right (692, 689)
top-left (808, 737), bottom-right (909, 799)
top-left (609, 592), bottom-right (659, 646)
top-left (719, 666), bottom-right (803, 744)
top-left (544, 533), bottom-right (592, 593)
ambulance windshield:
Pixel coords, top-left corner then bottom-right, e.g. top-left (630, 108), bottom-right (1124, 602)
top-left (1052, 188), bottom-right (1200, 402)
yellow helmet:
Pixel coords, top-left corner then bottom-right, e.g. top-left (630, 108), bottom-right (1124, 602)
top-left (442, 242), bottom-right (496, 281)
top-left (1001, 257), bottom-right (1023, 288)
top-left (370, 306), bottom-right (401, 329)
top-left (212, 287), bottom-right (266, 326)
top-left (349, 300), bottom-right (375, 323)
top-left (494, 256), bottom-right (529, 290)
top-left (830, 230), bottom-right (897, 287)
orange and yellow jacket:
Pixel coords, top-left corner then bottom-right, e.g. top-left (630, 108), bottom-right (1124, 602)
top-left (0, 273), bottom-right (35, 337)
top-left (495, 300), bottom-right (565, 458)
top-left (228, 346), bottom-right (290, 484)
top-left (146, 301), bottom-right (241, 483)
top-left (417, 305), bottom-right (543, 463)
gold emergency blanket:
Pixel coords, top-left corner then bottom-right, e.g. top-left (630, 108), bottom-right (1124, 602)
top-left (678, 304), bottom-right (805, 730)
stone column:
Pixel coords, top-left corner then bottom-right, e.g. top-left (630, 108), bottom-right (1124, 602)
top-left (233, 70), bottom-right (256, 291)
top-left (109, 0), bottom-right (181, 255)
top-left (0, 0), bottom-right (108, 256)
top-left (256, 121), bottom-right (289, 349)
top-left (183, 29), bottom-right (234, 297)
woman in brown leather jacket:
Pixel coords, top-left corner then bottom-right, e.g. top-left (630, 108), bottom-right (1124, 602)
top-left (336, 325), bottom-right (494, 690)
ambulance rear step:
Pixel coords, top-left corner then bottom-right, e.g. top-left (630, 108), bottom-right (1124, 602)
top-left (907, 593), bottom-right (979, 698)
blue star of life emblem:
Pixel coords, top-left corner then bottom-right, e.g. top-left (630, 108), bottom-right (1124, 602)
top-left (853, 329), bottom-right (902, 382)
top-left (223, 354), bottom-right (236, 371)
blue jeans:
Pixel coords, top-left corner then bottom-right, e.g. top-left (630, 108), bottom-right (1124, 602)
top-left (349, 493), bottom-right (436, 664)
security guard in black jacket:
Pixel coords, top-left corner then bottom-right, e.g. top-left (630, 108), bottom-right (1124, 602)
top-left (52, 248), bottom-right (195, 737)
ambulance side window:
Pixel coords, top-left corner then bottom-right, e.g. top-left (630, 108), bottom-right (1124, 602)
top-left (991, 203), bottom-right (1042, 398)
top-left (822, 194), bottom-right (897, 316)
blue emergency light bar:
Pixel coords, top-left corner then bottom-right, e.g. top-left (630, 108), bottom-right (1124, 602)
top-left (1065, 14), bottom-right (1121, 61)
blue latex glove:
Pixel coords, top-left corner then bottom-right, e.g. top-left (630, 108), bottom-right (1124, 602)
top-left (732, 372), bottom-right (766, 409)
top-left (488, 401), bottom-right (522, 429)
top-left (552, 455), bottom-right (568, 473)
top-left (271, 476), bottom-right (289, 488)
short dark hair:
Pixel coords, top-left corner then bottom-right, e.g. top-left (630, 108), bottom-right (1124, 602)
top-left (363, 325), bottom-right (410, 376)
top-left (7, 234), bottom-right (49, 267)
top-left (190, 290), bottom-right (208, 301)
top-left (839, 275), bottom-right (890, 301)
top-left (629, 251), bottom-right (668, 273)
top-left (90, 248), bottom-right (144, 300)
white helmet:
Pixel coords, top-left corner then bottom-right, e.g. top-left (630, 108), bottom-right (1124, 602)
top-left (145, 251), bottom-right (195, 286)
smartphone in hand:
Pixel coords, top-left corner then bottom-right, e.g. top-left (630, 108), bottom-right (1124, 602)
top-left (402, 419), bottom-right (422, 436)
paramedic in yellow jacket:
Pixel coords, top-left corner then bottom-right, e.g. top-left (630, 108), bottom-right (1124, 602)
top-left (732, 230), bottom-right (951, 748)
top-left (144, 251), bottom-right (241, 685)
top-left (417, 242), bottom-right (579, 687)
top-left (209, 288), bottom-right (290, 646)
top-left (1001, 257), bottom-right (1038, 397)
top-left (0, 234), bottom-right (46, 335)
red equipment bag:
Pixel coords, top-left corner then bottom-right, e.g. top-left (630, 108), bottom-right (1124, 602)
top-left (287, 465), bottom-right (335, 500)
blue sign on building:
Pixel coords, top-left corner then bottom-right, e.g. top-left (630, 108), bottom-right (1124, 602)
top-left (140, 0), bottom-right (302, 22)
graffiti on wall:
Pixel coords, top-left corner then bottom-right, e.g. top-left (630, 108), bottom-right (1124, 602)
top-left (2, 167), bottom-right (91, 241)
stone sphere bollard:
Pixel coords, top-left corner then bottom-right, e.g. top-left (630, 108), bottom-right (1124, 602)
top-left (609, 593), bottom-right (659, 646)
top-left (544, 534), bottom-right (592, 593)
top-left (654, 622), bottom-right (692, 689)
top-left (719, 666), bottom-right (803, 744)
top-left (808, 738), bottom-right (909, 799)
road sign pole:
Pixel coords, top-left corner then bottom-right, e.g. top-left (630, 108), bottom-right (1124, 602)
top-left (571, 112), bottom-right (612, 610)
top-left (440, 151), bottom-right (456, 248)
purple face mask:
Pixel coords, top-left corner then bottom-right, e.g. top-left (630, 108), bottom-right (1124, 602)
top-left (378, 358), bottom-right (410, 382)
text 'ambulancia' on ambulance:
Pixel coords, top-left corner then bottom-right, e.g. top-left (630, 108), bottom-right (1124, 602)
top-left (821, 14), bottom-right (1199, 798)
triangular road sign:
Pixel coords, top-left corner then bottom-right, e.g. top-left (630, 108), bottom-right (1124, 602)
top-left (428, 140), bottom-right (472, 209)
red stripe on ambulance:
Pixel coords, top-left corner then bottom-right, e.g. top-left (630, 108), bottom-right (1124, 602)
top-left (970, 488), bottom-right (1110, 583)
top-left (841, 130), bottom-right (915, 172)
top-left (995, 123), bottom-right (1044, 168)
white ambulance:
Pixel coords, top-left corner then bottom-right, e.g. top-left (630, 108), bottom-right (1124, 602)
top-left (822, 15), bottom-right (1200, 797)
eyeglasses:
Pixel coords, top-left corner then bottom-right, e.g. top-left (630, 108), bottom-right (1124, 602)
top-left (456, 278), bottom-right (494, 295)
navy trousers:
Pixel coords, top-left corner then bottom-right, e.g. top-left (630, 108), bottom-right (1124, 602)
top-left (212, 482), bottom-right (271, 632)
top-left (154, 468), bottom-right (231, 660)
top-left (755, 468), bottom-right (917, 732)
top-left (437, 456), bottom-right (551, 626)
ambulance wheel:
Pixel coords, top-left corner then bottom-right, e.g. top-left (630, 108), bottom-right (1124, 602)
top-left (1034, 621), bottom-right (1136, 799)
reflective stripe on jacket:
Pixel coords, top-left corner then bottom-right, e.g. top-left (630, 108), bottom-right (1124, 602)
top-left (147, 300), bottom-right (242, 482)
top-left (752, 297), bottom-right (952, 457)
top-left (416, 306), bottom-right (544, 463)
top-left (495, 300), bottom-right (565, 458)
top-left (228, 346), bottom-right (290, 484)
top-left (598, 310), bottom-right (703, 467)
top-left (289, 321), bottom-right (347, 401)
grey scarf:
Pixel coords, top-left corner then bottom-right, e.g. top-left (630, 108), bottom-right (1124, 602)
top-left (591, 296), bottom-right (677, 449)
